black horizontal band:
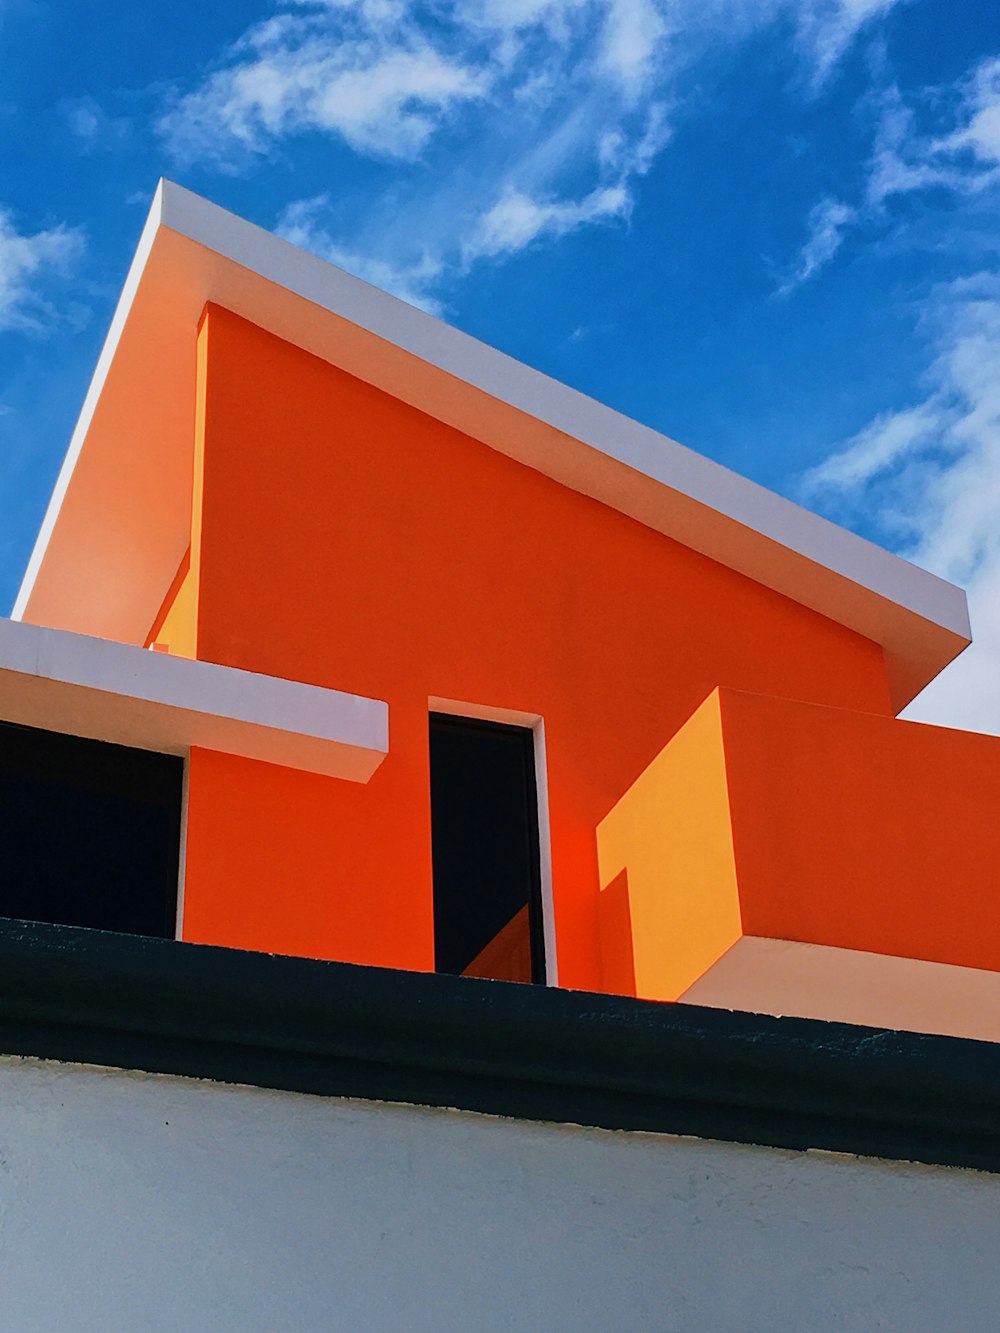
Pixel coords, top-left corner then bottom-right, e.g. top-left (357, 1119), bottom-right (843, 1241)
top-left (0, 917), bottom-right (998, 1173)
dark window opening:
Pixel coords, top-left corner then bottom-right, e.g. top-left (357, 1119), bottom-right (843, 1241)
top-left (0, 719), bottom-right (183, 938)
top-left (429, 713), bottom-right (545, 984)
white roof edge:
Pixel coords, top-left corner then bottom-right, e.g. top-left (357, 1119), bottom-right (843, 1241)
top-left (12, 182), bottom-right (167, 623)
top-left (0, 617), bottom-right (388, 782)
top-left (155, 178), bottom-right (971, 643)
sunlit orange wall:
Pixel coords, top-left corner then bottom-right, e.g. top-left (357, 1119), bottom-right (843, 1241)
top-left (180, 304), bottom-right (893, 987)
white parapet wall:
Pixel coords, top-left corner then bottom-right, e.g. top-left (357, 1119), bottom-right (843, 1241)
top-left (0, 1054), bottom-right (997, 1332)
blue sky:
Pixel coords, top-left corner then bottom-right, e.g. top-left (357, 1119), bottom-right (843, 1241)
top-left (1, 0), bottom-right (998, 727)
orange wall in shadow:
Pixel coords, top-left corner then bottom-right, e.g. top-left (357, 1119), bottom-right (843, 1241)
top-left (180, 305), bottom-right (893, 987)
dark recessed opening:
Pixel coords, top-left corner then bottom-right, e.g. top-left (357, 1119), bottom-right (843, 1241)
top-left (0, 719), bottom-right (183, 938)
top-left (429, 712), bottom-right (545, 984)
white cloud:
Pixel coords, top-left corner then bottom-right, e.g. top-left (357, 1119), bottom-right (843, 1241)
top-left (159, 0), bottom-right (902, 305)
top-left (864, 85), bottom-right (951, 205)
top-left (159, 5), bottom-right (487, 162)
top-left (933, 56), bottom-right (1000, 168)
top-left (159, 0), bottom-right (904, 178)
top-left (777, 196), bottom-right (856, 295)
top-left (598, 0), bottom-right (668, 100)
top-left (793, 0), bottom-right (898, 91)
top-left (782, 52), bottom-right (1000, 294)
top-left (803, 274), bottom-right (1000, 734)
top-left (463, 183), bottom-right (630, 260)
top-left (63, 97), bottom-right (131, 152)
top-left (0, 208), bottom-right (85, 334)
top-left (158, 0), bottom-right (675, 170)
top-left (867, 63), bottom-right (1000, 209)
top-left (803, 402), bottom-right (944, 491)
top-left (598, 99), bottom-right (670, 174)
top-left (277, 194), bottom-right (445, 312)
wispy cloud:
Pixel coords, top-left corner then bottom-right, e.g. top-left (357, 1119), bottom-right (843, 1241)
top-left (159, 4), bottom-right (487, 163)
top-left (463, 183), bottom-right (630, 260)
top-left (868, 60), bottom-right (1000, 207)
top-left (803, 273), bottom-right (1000, 732)
top-left (803, 401), bottom-right (943, 492)
top-left (62, 96), bottom-right (131, 152)
top-left (277, 193), bottom-right (444, 312)
top-left (941, 55), bottom-right (1000, 166)
top-left (777, 196), bottom-right (857, 295)
top-left (793, 0), bottom-right (899, 93)
top-left (783, 52), bottom-right (1000, 293)
top-left (752, 40), bottom-right (1000, 731)
top-left (0, 208), bottom-right (85, 334)
top-left (596, 0), bottom-right (668, 100)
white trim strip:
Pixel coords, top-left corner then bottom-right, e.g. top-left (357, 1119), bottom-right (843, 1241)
top-left (0, 618), bottom-right (388, 783)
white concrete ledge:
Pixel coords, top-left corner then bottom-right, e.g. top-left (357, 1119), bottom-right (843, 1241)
top-left (0, 619), bottom-right (388, 782)
top-left (680, 935), bottom-right (1000, 1044)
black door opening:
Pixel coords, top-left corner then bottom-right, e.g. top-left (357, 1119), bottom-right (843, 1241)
top-left (429, 713), bottom-right (545, 984)
top-left (0, 719), bottom-right (183, 938)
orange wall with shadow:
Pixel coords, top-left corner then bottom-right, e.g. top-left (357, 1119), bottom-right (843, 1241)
top-left (176, 305), bottom-right (893, 989)
top-left (596, 686), bottom-right (1000, 1002)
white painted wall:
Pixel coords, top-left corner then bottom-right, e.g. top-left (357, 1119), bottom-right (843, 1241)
top-left (0, 1055), bottom-right (997, 1332)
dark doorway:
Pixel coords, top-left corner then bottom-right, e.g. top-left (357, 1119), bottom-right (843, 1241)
top-left (429, 713), bottom-right (545, 984)
top-left (0, 719), bottom-right (183, 938)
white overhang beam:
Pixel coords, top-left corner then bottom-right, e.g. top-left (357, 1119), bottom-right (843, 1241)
top-left (0, 619), bottom-right (388, 783)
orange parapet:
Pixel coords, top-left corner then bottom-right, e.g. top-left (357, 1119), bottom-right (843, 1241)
top-left (597, 687), bottom-right (1000, 1019)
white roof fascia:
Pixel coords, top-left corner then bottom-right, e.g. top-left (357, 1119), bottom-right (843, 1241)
top-left (0, 617), bottom-right (388, 782)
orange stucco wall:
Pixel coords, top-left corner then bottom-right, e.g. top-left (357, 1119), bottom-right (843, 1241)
top-left (180, 304), bottom-right (893, 988)
top-left (595, 685), bottom-right (1000, 1000)
top-left (721, 688), bottom-right (1000, 972)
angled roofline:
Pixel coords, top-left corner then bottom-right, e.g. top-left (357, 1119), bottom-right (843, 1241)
top-left (13, 179), bottom-right (971, 710)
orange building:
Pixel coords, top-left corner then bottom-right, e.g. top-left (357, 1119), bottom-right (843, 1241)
top-left (7, 187), bottom-right (1000, 1327)
top-left (5, 179), bottom-right (999, 1044)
